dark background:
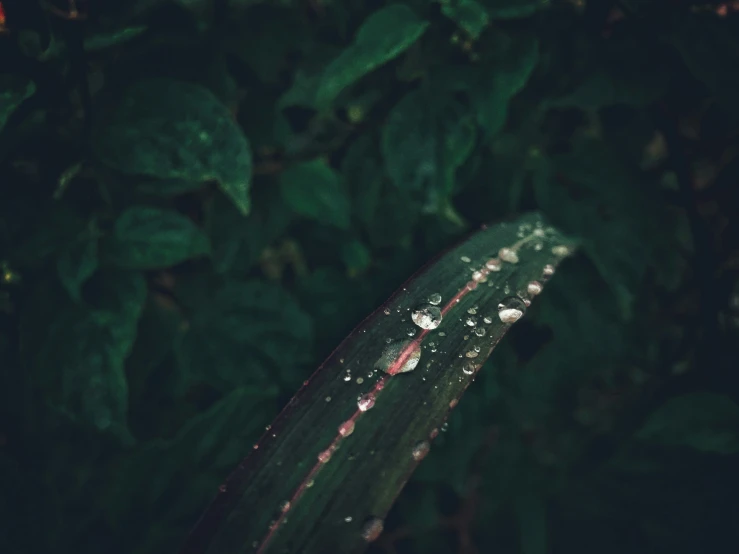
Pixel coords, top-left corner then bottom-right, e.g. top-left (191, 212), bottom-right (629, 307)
top-left (1, 1), bottom-right (739, 553)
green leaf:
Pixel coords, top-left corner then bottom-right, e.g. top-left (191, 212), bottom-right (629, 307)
top-left (175, 280), bottom-right (314, 391)
top-left (340, 239), bottom-right (371, 274)
top-left (92, 78), bottom-right (252, 213)
top-left (279, 160), bottom-right (351, 229)
top-left (180, 213), bottom-right (576, 554)
top-left (24, 271), bottom-right (146, 438)
top-left (316, 4), bottom-right (429, 107)
top-left (635, 393), bottom-right (739, 454)
top-left (471, 33), bottom-right (538, 137)
top-left (441, 0), bottom-right (490, 39)
top-left (0, 75), bottom-right (35, 131)
top-left (514, 490), bottom-right (548, 554)
top-left (104, 207), bottom-right (210, 270)
top-left (57, 235), bottom-right (99, 301)
top-left (381, 91), bottom-right (476, 211)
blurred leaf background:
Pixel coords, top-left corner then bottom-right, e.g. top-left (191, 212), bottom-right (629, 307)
top-left (1, 0), bottom-right (739, 553)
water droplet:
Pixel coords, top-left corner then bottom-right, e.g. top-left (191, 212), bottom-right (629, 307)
top-left (498, 247), bottom-right (519, 263)
top-left (406, 326), bottom-right (417, 337)
top-left (345, 516), bottom-right (353, 523)
top-left (533, 228), bottom-right (546, 237)
top-left (306, 479), bottom-right (315, 488)
top-left (383, 307), bottom-right (391, 315)
top-left (429, 341), bottom-right (437, 353)
top-left (375, 339), bottom-right (422, 374)
top-left (325, 396), bottom-right (332, 402)
top-left (318, 449), bottom-right (332, 463)
top-left (472, 270), bottom-right (484, 282)
top-left (343, 373), bottom-right (351, 382)
top-left (523, 298), bottom-right (531, 307)
top-left (460, 255), bottom-right (471, 263)
top-left (534, 242), bottom-right (543, 251)
top-left (474, 327), bottom-right (486, 337)
top-left (498, 296), bottom-right (526, 323)
top-left (467, 306), bottom-right (477, 314)
top-left (463, 361), bottom-right (476, 375)
top-left (485, 258), bottom-right (502, 272)
top-left (429, 428), bottom-right (439, 439)
top-left (428, 292), bottom-right (442, 305)
top-left (527, 281), bottom-right (542, 295)
top-left (412, 440), bottom-right (430, 461)
top-left (552, 245), bottom-right (570, 256)
top-left (543, 264), bottom-right (555, 277)
top-left (438, 331), bottom-right (446, 337)
top-left (441, 422), bottom-right (449, 432)
top-left (279, 500), bottom-right (291, 513)
top-left (465, 349), bottom-right (479, 358)
top-left (356, 377), bottom-right (364, 384)
top-left (449, 399), bottom-right (458, 408)
top-left (483, 316), bottom-right (493, 324)
top-left (466, 280), bottom-right (478, 291)
top-left (339, 420), bottom-right (355, 437)
top-left (465, 317), bottom-right (477, 327)
top-left (219, 484), bottom-right (227, 492)
top-left (358, 394), bottom-right (376, 411)
top-left (361, 517), bottom-right (384, 542)
top-left (411, 305), bottom-right (442, 330)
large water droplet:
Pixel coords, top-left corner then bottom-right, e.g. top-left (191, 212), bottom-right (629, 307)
top-left (361, 517), bottom-right (384, 542)
top-left (465, 317), bottom-right (477, 327)
top-left (357, 394), bottom-right (375, 412)
top-left (411, 305), bottom-right (442, 330)
top-left (527, 280), bottom-right (542, 296)
top-left (428, 292), bottom-right (442, 305)
top-left (412, 440), bottom-right (430, 461)
top-left (498, 296), bottom-right (526, 323)
top-left (485, 258), bottom-right (502, 272)
top-left (375, 339), bottom-right (422, 374)
top-left (465, 349), bottom-right (479, 358)
top-left (463, 361), bottom-right (476, 375)
top-left (498, 247), bottom-right (519, 263)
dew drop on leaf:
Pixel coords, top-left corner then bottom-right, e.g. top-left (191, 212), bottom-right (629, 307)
top-left (472, 270), bottom-right (484, 282)
top-left (498, 296), bottom-right (526, 323)
top-left (460, 255), bottom-right (471, 263)
top-left (474, 327), bottom-right (486, 337)
top-left (483, 316), bottom-right (493, 324)
top-left (465, 349), bottom-right (479, 358)
top-left (527, 280), bottom-right (542, 295)
top-left (463, 361), bottom-right (476, 375)
top-left (279, 500), bottom-right (291, 513)
top-left (411, 440), bottom-right (430, 461)
top-left (543, 264), bottom-right (555, 278)
top-left (552, 245), bottom-right (570, 256)
top-left (466, 280), bottom-right (478, 291)
top-left (361, 517), bottom-right (384, 542)
top-left (318, 449), bottom-right (332, 463)
top-left (339, 420), bottom-right (355, 437)
top-left (383, 307), bottom-right (391, 315)
top-left (357, 393), bottom-right (376, 411)
top-left (411, 305), bottom-right (442, 329)
top-left (465, 317), bottom-right (477, 327)
top-left (428, 292), bottom-right (442, 305)
top-left (498, 247), bottom-right (519, 263)
top-left (485, 258), bottom-right (502, 271)
top-left (375, 339), bottom-right (422, 374)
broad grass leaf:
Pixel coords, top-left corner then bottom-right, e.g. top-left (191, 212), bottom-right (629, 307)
top-left (104, 207), bottom-right (210, 270)
top-left (92, 78), bottom-right (252, 213)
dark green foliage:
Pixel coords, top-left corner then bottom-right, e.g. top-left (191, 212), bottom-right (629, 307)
top-left (1, 1), bottom-right (738, 554)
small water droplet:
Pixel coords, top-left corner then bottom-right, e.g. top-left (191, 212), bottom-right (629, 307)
top-left (499, 247), bottom-right (519, 263)
top-left (533, 228), bottom-right (546, 237)
top-left (429, 341), bottom-right (437, 353)
top-left (523, 298), bottom-right (531, 307)
top-left (345, 516), bottom-right (353, 523)
top-left (543, 264), bottom-right (555, 277)
top-left (361, 517), bottom-right (384, 542)
top-left (325, 396), bottom-right (332, 402)
top-left (318, 449), bottom-right (332, 463)
top-left (449, 398), bottom-right (458, 408)
top-left (356, 377), bottom-right (364, 384)
top-left (428, 292), bottom-right (442, 305)
top-left (465, 349), bottom-right (479, 358)
top-left (552, 245), bottom-right (570, 256)
top-left (465, 317), bottom-right (477, 327)
top-left (279, 500), bottom-right (291, 513)
top-left (527, 281), bottom-right (542, 295)
top-left (358, 394), bottom-right (375, 411)
top-left (534, 242), bottom-right (543, 251)
top-left (460, 255), bottom-right (471, 263)
top-left (467, 306), bottom-right (478, 314)
top-left (466, 280), bottom-right (478, 291)
top-left (474, 327), bottom-right (486, 337)
top-left (411, 305), bottom-right (442, 330)
top-left (441, 422), bottom-right (449, 432)
top-left (412, 440), bottom-right (431, 461)
top-left (498, 296), bottom-right (526, 323)
top-left (383, 307), bottom-right (391, 315)
top-left (306, 479), bottom-right (315, 488)
top-left (253, 444), bottom-right (259, 450)
top-left (375, 339), bottom-right (422, 374)
top-left (343, 373), bottom-right (351, 382)
top-left (406, 326), bottom-right (417, 337)
top-left (483, 316), bottom-right (493, 324)
top-left (472, 270), bottom-right (484, 282)
top-left (438, 331), bottom-right (446, 337)
top-left (339, 420), bottom-right (355, 437)
top-left (463, 361), bottom-right (476, 375)
top-left (485, 258), bottom-right (502, 272)
top-left (429, 428), bottom-right (439, 439)
top-left (219, 484), bottom-right (227, 492)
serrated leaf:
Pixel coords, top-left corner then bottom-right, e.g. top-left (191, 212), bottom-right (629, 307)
top-left (441, 0), bottom-right (490, 39)
top-left (175, 280), bottom-right (314, 391)
top-left (104, 207), bottom-right (210, 270)
top-left (180, 213), bottom-right (576, 554)
top-left (279, 160), bottom-right (351, 229)
top-left (92, 78), bottom-right (252, 213)
top-left (635, 393), bottom-right (739, 454)
top-left (0, 75), bottom-right (35, 131)
top-left (316, 4), bottom-right (429, 107)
